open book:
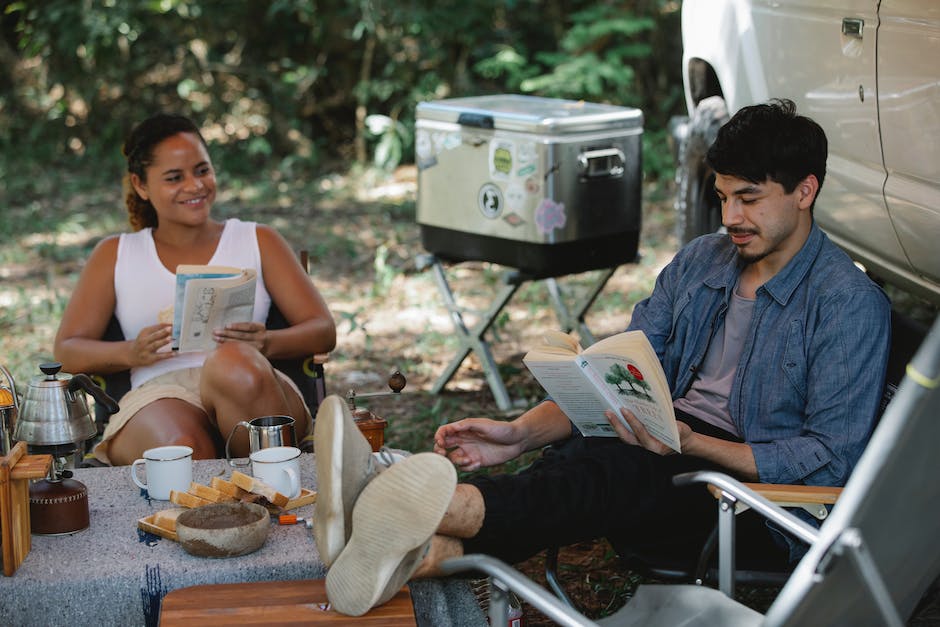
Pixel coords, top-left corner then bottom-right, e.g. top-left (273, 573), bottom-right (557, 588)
top-left (523, 330), bottom-right (680, 452)
top-left (170, 265), bottom-right (257, 352)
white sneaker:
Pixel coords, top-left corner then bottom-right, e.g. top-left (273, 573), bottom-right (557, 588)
top-left (325, 452), bottom-right (457, 616)
top-left (312, 395), bottom-right (393, 566)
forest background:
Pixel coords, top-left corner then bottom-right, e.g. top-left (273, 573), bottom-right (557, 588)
top-left (3, 3), bottom-right (940, 623)
top-left (0, 0), bottom-right (684, 435)
top-left (0, 2), bottom-right (805, 623)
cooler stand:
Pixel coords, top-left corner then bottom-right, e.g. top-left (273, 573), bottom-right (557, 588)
top-left (420, 254), bottom-right (626, 412)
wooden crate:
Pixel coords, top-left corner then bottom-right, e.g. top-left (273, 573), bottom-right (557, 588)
top-left (0, 441), bottom-right (52, 576)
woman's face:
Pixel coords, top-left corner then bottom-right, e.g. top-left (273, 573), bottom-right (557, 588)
top-left (131, 132), bottom-right (217, 227)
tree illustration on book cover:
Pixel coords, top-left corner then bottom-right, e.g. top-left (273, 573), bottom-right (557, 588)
top-left (605, 363), bottom-right (653, 401)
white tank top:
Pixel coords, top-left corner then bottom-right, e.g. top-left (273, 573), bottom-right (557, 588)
top-left (114, 218), bottom-right (272, 388)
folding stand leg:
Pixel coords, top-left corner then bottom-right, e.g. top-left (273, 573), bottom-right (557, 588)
top-left (718, 491), bottom-right (738, 598)
top-left (428, 258), bottom-right (522, 412)
top-left (543, 266), bottom-right (618, 347)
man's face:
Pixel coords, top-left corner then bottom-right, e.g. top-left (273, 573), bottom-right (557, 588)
top-left (714, 173), bottom-right (814, 264)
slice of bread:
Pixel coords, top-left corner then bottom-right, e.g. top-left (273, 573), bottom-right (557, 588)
top-left (188, 482), bottom-right (235, 503)
top-left (231, 470), bottom-right (290, 508)
top-left (169, 490), bottom-right (212, 508)
top-left (210, 476), bottom-right (252, 500)
top-left (151, 507), bottom-right (187, 532)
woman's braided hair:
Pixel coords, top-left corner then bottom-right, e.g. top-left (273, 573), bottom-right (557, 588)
top-left (122, 113), bottom-right (209, 231)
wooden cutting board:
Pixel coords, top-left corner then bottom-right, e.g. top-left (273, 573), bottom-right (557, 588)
top-left (159, 579), bottom-right (416, 625)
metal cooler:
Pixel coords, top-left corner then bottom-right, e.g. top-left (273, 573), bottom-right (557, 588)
top-left (416, 94), bottom-right (643, 278)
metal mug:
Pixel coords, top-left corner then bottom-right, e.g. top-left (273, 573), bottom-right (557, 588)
top-left (225, 415), bottom-right (296, 467)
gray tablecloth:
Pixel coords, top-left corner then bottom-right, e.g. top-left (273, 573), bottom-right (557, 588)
top-left (0, 455), bottom-right (484, 626)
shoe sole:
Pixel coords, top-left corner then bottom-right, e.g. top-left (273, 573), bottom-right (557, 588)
top-left (325, 453), bottom-right (456, 616)
top-left (312, 395), bottom-right (374, 566)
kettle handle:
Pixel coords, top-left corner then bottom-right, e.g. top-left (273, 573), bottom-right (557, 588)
top-left (0, 365), bottom-right (17, 409)
top-left (68, 373), bottom-right (120, 415)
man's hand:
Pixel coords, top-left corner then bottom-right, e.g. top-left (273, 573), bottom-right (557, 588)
top-left (605, 407), bottom-right (693, 456)
top-left (433, 418), bottom-right (526, 471)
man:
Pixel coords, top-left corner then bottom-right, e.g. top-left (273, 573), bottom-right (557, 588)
top-left (314, 99), bottom-right (892, 616)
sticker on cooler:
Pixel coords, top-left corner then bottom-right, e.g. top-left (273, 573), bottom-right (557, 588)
top-left (505, 182), bottom-right (526, 213)
top-left (479, 183), bottom-right (504, 219)
top-left (535, 198), bottom-right (567, 235)
top-left (489, 140), bottom-right (514, 180)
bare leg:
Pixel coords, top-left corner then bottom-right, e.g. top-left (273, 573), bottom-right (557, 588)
top-left (107, 398), bottom-right (218, 465)
top-left (413, 535), bottom-right (465, 578)
top-left (409, 484), bottom-right (485, 578)
top-left (200, 342), bottom-right (308, 457)
top-left (438, 483), bottom-right (486, 538)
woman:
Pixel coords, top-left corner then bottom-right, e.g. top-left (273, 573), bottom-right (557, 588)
top-left (54, 113), bottom-right (336, 465)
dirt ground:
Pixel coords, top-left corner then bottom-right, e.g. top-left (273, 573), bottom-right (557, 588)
top-left (5, 165), bottom-right (938, 624)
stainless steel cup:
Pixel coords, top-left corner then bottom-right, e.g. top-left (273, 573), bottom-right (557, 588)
top-left (225, 415), bottom-right (296, 466)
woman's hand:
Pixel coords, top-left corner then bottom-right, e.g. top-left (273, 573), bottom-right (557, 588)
top-left (605, 407), bottom-right (693, 456)
top-left (213, 321), bottom-right (268, 354)
top-left (131, 323), bottom-right (175, 366)
top-left (433, 418), bottom-right (527, 471)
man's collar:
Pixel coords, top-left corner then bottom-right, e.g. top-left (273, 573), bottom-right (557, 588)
top-left (704, 224), bottom-right (824, 304)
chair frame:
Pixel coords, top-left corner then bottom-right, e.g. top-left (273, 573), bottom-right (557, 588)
top-left (443, 313), bottom-right (940, 626)
top-left (543, 308), bottom-right (927, 603)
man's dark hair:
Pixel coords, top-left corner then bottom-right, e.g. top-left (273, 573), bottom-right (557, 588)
top-left (706, 98), bottom-right (827, 208)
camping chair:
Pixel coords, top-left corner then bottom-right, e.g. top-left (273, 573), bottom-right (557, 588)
top-left (542, 307), bottom-right (929, 604)
top-left (444, 314), bottom-right (940, 626)
top-left (88, 250), bottom-right (328, 452)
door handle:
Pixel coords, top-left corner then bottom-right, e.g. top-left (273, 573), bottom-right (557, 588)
top-left (842, 17), bottom-right (864, 40)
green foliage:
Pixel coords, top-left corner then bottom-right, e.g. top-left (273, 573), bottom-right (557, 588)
top-left (521, 5), bottom-right (653, 103)
top-left (1, 0), bottom-right (682, 180)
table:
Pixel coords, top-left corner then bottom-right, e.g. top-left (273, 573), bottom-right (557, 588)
top-left (0, 456), bottom-right (485, 626)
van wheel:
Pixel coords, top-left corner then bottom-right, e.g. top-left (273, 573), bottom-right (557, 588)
top-left (675, 96), bottom-right (729, 245)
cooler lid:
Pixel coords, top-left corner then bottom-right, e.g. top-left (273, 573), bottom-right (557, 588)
top-left (416, 94), bottom-right (642, 134)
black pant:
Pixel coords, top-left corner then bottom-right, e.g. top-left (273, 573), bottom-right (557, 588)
top-left (463, 411), bottom-right (788, 567)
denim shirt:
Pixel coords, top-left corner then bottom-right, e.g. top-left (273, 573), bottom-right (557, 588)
top-left (628, 223), bottom-right (891, 489)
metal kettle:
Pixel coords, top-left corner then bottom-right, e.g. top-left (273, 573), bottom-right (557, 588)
top-left (13, 362), bottom-right (119, 447)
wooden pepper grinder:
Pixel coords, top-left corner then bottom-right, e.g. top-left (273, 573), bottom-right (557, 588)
top-left (346, 370), bottom-right (406, 452)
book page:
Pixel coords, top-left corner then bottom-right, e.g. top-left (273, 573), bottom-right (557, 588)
top-left (580, 351), bottom-right (680, 452)
top-left (174, 267), bottom-right (257, 352)
top-left (523, 329), bottom-right (680, 451)
top-left (172, 266), bottom-right (243, 344)
top-left (523, 359), bottom-right (619, 437)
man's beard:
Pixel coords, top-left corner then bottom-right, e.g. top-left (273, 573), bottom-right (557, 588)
top-left (727, 227), bottom-right (771, 263)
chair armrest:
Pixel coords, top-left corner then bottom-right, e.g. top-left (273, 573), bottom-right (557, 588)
top-left (705, 482), bottom-right (841, 521)
top-left (674, 471), bottom-right (821, 545)
top-left (732, 483), bottom-right (841, 505)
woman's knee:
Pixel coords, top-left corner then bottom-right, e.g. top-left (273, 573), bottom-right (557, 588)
top-left (109, 400), bottom-right (219, 463)
top-left (202, 342), bottom-right (273, 396)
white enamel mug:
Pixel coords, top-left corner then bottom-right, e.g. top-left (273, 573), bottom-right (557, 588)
top-left (250, 446), bottom-right (301, 498)
top-left (131, 445), bottom-right (193, 500)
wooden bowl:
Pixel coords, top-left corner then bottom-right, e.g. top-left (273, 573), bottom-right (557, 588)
top-left (176, 502), bottom-right (270, 558)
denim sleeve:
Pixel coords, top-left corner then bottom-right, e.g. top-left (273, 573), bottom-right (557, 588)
top-left (627, 243), bottom-right (690, 357)
top-left (750, 285), bottom-right (891, 486)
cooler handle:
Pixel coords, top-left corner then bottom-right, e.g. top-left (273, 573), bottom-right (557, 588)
top-left (457, 112), bottom-right (495, 129)
top-left (577, 147), bottom-right (625, 179)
